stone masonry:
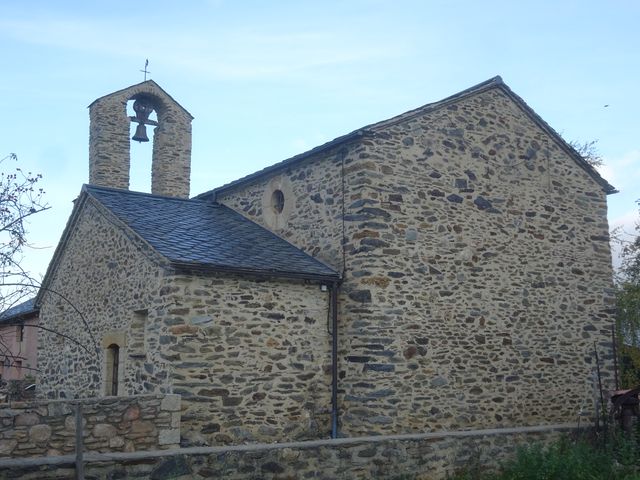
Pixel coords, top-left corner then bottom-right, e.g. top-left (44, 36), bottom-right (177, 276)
top-left (150, 273), bottom-right (333, 446)
top-left (89, 80), bottom-right (193, 198)
top-left (37, 193), bottom-right (332, 445)
top-left (0, 394), bottom-right (180, 458)
top-left (37, 195), bottom-right (166, 400)
top-left (0, 424), bottom-right (574, 480)
top-left (33, 78), bottom-right (616, 476)
top-left (217, 84), bottom-right (616, 436)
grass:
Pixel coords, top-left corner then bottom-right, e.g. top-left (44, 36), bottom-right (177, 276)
top-left (451, 435), bottom-right (640, 480)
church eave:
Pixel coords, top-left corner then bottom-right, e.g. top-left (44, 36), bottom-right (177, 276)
top-left (197, 129), bottom-right (373, 201)
top-left (170, 260), bottom-right (340, 283)
top-left (496, 83), bottom-right (617, 195)
top-left (197, 75), bottom-right (615, 199)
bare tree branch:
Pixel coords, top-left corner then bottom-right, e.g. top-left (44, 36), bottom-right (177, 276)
top-left (0, 154), bottom-right (99, 388)
top-left (568, 139), bottom-right (604, 168)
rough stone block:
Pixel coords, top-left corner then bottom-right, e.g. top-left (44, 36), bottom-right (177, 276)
top-left (14, 413), bottom-right (39, 427)
top-left (160, 394), bottom-right (181, 412)
top-left (93, 423), bottom-right (117, 439)
top-left (170, 412), bottom-right (180, 428)
top-left (158, 428), bottom-right (180, 446)
top-left (131, 420), bottom-right (156, 435)
top-left (109, 436), bottom-right (125, 448)
top-left (28, 424), bottom-right (52, 444)
top-left (0, 439), bottom-right (17, 456)
top-left (123, 405), bottom-right (141, 421)
top-left (48, 402), bottom-right (72, 417)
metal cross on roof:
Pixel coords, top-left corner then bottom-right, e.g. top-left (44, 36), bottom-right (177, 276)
top-left (140, 59), bottom-right (150, 81)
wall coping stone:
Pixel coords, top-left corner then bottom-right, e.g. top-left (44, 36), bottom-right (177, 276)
top-left (0, 393), bottom-right (169, 410)
top-left (0, 422), bottom-right (587, 469)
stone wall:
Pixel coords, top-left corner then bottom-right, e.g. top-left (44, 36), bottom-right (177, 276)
top-left (0, 394), bottom-right (180, 458)
top-left (144, 273), bottom-right (333, 446)
top-left (37, 196), bottom-right (167, 400)
top-left (217, 142), bottom-right (360, 271)
top-left (0, 423), bottom-right (578, 480)
top-left (38, 193), bottom-right (333, 445)
top-left (218, 85), bottom-right (616, 436)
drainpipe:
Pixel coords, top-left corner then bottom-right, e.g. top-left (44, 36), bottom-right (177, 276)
top-left (330, 280), bottom-right (340, 439)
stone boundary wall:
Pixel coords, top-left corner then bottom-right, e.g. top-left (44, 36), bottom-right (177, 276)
top-left (0, 394), bottom-right (180, 458)
top-left (0, 423), bottom-right (585, 479)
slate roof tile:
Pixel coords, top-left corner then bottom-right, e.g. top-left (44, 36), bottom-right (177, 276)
top-left (85, 185), bottom-right (338, 280)
top-left (0, 298), bottom-right (37, 324)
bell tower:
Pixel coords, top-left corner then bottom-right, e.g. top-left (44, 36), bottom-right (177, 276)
top-left (88, 80), bottom-right (193, 198)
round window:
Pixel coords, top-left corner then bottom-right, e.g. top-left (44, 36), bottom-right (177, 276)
top-left (271, 189), bottom-right (285, 214)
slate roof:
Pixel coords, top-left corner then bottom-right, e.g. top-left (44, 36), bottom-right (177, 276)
top-left (85, 185), bottom-right (339, 281)
top-left (198, 76), bottom-right (615, 201)
top-left (0, 298), bottom-right (37, 325)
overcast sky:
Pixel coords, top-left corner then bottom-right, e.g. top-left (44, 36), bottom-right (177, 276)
top-left (0, 0), bottom-right (638, 280)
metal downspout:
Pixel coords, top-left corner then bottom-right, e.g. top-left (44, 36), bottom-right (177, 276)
top-left (331, 281), bottom-right (339, 439)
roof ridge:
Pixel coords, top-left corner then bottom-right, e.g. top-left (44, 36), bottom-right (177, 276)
top-left (84, 184), bottom-right (215, 204)
top-left (198, 129), bottom-right (369, 200)
top-left (199, 75), bottom-right (615, 196)
top-left (202, 76), bottom-right (506, 198)
top-left (364, 76), bottom-right (503, 131)
top-left (494, 82), bottom-right (616, 194)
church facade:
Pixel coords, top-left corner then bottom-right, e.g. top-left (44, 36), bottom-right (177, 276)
top-left (36, 77), bottom-right (617, 446)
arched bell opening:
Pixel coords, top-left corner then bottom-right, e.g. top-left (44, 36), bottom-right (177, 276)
top-left (127, 95), bottom-right (159, 193)
top-left (89, 81), bottom-right (193, 198)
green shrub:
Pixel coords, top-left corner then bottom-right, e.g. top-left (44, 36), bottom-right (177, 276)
top-left (451, 436), bottom-right (640, 480)
top-left (497, 438), bottom-right (614, 480)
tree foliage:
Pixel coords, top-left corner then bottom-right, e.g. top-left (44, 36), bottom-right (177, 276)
top-left (619, 201), bottom-right (640, 284)
top-left (616, 199), bottom-right (640, 387)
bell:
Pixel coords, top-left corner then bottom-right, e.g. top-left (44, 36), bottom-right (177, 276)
top-left (131, 97), bottom-right (154, 142)
top-left (132, 123), bottom-right (149, 142)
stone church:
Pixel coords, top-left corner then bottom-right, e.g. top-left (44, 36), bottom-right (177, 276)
top-left (35, 77), bottom-right (616, 446)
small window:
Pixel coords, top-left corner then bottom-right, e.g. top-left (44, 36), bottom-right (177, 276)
top-left (106, 344), bottom-right (120, 396)
top-left (271, 189), bottom-right (285, 214)
top-left (16, 325), bottom-right (24, 343)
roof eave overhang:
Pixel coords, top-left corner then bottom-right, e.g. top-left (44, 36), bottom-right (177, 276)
top-left (197, 129), bottom-right (373, 201)
top-left (196, 75), bottom-right (616, 199)
top-left (364, 76), bottom-right (616, 195)
top-left (170, 261), bottom-right (340, 283)
top-left (496, 83), bottom-right (617, 195)
top-left (0, 309), bottom-right (39, 325)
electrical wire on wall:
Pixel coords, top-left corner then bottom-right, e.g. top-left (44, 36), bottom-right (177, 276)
top-left (340, 148), bottom-right (347, 279)
top-left (327, 147), bottom-right (348, 336)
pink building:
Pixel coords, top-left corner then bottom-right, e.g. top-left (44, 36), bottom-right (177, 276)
top-left (0, 298), bottom-right (38, 381)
